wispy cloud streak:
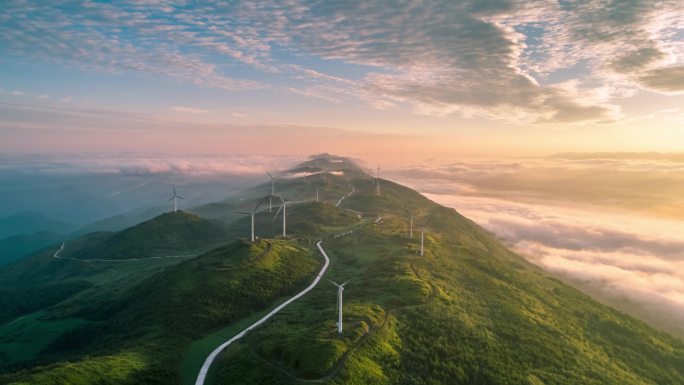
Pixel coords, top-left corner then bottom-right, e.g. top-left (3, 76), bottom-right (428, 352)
top-left (2, 1), bottom-right (681, 123)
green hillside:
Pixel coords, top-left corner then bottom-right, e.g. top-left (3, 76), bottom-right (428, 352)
top-left (1, 155), bottom-right (682, 385)
top-left (65, 212), bottom-right (229, 260)
top-left (207, 177), bottom-right (684, 385)
top-left (0, 211), bottom-right (235, 370)
top-left (0, 240), bottom-right (321, 384)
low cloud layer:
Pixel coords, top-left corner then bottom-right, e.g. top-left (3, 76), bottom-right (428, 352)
top-left (389, 155), bottom-right (684, 339)
top-left (0, 153), bottom-right (301, 178)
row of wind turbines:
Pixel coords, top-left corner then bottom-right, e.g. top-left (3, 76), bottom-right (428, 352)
top-left (170, 164), bottom-right (427, 336)
top-left (245, 166), bottom-right (428, 335)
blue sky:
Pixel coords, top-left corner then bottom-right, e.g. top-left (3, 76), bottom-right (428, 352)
top-left (1, 0), bottom-right (683, 156)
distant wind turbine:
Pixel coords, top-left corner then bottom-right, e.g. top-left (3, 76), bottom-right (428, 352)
top-left (328, 279), bottom-right (349, 334)
top-left (168, 186), bottom-right (185, 213)
top-left (237, 199), bottom-right (264, 242)
top-left (403, 208), bottom-right (414, 238)
top-left (376, 163), bottom-right (381, 196)
top-left (266, 171), bottom-right (275, 212)
top-left (415, 218), bottom-right (431, 256)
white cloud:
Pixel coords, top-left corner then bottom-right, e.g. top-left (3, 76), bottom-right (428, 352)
top-left (171, 106), bottom-right (210, 114)
top-left (388, 156), bottom-right (684, 338)
top-left (429, 192), bottom-right (684, 338)
top-left (1, 1), bottom-right (682, 122)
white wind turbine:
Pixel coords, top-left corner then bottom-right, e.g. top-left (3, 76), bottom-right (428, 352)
top-left (415, 218), bottom-right (430, 256)
top-left (403, 208), bottom-right (415, 238)
top-left (168, 186), bottom-right (186, 213)
top-left (328, 279), bottom-right (349, 334)
top-left (266, 171), bottom-right (275, 212)
top-left (272, 196), bottom-right (304, 237)
top-left (315, 181), bottom-right (324, 203)
top-left (376, 163), bottom-right (381, 195)
top-left (237, 199), bottom-right (264, 242)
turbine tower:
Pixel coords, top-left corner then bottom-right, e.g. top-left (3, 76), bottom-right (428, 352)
top-left (266, 171), bottom-right (275, 212)
top-left (403, 209), bottom-right (414, 238)
top-left (415, 218), bottom-right (430, 256)
top-left (328, 279), bottom-right (349, 334)
top-left (168, 186), bottom-right (185, 213)
top-left (272, 196), bottom-right (301, 237)
top-left (376, 163), bottom-right (381, 196)
top-left (237, 199), bottom-right (263, 242)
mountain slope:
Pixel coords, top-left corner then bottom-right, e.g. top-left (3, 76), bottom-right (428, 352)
top-left (0, 211), bottom-right (234, 364)
top-left (203, 175), bottom-right (684, 385)
top-left (0, 240), bottom-right (322, 384)
top-left (64, 211), bottom-right (229, 260)
top-left (0, 155), bottom-right (682, 385)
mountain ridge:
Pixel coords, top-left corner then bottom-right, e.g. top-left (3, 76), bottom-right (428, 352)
top-left (0, 154), bottom-right (682, 385)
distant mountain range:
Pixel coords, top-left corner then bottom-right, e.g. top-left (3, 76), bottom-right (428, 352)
top-left (0, 211), bottom-right (77, 240)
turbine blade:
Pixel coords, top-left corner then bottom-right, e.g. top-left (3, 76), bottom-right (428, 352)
top-left (272, 204), bottom-right (283, 222)
top-left (266, 171), bottom-right (273, 179)
top-left (168, 196), bottom-right (174, 201)
top-left (326, 278), bottom-right (341, 288)
top-left (253, 199), bottom-right (263, 212)
top-left (341, 280), bottom-right (350, 287)
top-left (177, 196), bottom-right (186, 200)
top-left (173, 186), bottom-right (176, 195)
top-left (236, 211), bottom-right (250, 215)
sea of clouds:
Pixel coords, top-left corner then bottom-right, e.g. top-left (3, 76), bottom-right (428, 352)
top-left (387, 154), bottom-right (684, 339)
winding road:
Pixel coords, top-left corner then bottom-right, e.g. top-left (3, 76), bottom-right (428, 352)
top-left (336, 185), bottom-right (355, 207)
top-left (53, 242), bottom-right (195, 262)
top-left (194, 240), bottom-right (332, 385)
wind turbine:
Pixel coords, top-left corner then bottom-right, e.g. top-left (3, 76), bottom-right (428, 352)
top-left (272, 196), bottom-right (303, 237)
top-left (168, 186), bottom-right (185, 213)
top-left (315, 181), bottom-right (325, 203)
top-left (403, 208), bottom-right (414, 238)
top-left (328, 279), bottom-right (349, 334)
top-left (266, 171), bottom-right (275, 213)
top-left (376, 163), bottom-right (381, 196)
top-left (415, 218), bottom-right (431, 256)
top-left (237, 199), bottom-right (264, 242)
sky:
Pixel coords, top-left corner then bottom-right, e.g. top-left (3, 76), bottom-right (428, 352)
top-left (1, 1), bottom-right (684, 338)
top-left (1, 0), bottom-right (684, 157)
